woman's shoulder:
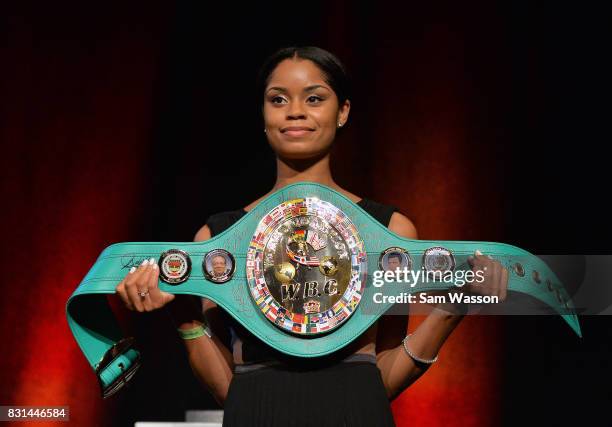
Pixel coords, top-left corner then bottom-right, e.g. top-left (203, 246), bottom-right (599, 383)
top-left (206, 207), bottom-right (247, 222)
top-left (193, 208), bottom-right (247, 241)
top-left (201, 191), bottom-right (274, 238)
top-left (204, 208), bottom-right (247, 238)
top-left (357, 197), bottom-right (399, 228)
top-left (358, 196), bottom-right (395, 211)
top-left (358, 197), bottom-right (418, 238)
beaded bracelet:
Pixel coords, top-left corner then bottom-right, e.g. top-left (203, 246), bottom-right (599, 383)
top-left (401, 333), bottom-right (439, 364)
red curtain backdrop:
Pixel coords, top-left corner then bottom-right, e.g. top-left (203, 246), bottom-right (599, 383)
top-left (1, 2), bottom-right (529, 426)
top-left (1, 2), bottom-right (172, 426)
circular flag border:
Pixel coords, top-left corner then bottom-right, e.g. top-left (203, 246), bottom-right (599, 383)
top-left (246, 197), bottom-right (367, 336)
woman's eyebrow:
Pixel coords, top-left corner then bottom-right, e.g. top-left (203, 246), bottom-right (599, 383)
top-left (304, 85), bottom-right (330, 92)
top-left (266, 85), bottom-right (330, 94)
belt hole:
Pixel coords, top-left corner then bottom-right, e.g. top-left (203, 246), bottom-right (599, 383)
top-left (513, 262), bottom-right (525, 277)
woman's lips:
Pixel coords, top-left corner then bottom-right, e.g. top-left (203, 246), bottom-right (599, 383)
top-left (283, 129), bottom-right (313, 137)
top-left (281, 127), bottom-right (314, 138)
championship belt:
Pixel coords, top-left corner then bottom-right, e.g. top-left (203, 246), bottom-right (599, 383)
top-left (66, 182), bottom-right (581, 398)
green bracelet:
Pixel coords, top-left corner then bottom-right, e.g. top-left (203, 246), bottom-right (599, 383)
top-left (177, 324), bottom-right (211, 340)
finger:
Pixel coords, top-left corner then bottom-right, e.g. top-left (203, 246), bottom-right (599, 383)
top-left (471, 258), bottom-right (487, 279)
top-left (140, 293), bottom-right (153, 312)
top-left (500, 267), bottom-right (509, 302)
top-left (141, 258), bottom-right (161, 310)
top-left (126, 259), bottom-right (149, 311)
top-left (160, 290), bottom-right (176, 306)
top-left (467, 261), bottom-right (482, 285)
top-left (120, 265), bottom-right (140, 309)
top-left (491, 262), bottom-right (500, 296)
top-left (146, 258), bottom-right (165, 307)
top-left (468, 249), bottom-right (486, 266)
top-left (495, 262), bottom-right (506, 298)
top-left (471, 262), bottom-right (491, 295)
top-left (467, 255), bottom-right (475, 267)
top-left (476, 250), bottom-right (491, 271)
top-left (147, 258), bottom-right (176, 308)
top-left (126, 258), bottom-right (150, 286)
top-left (467, 265), bottom-right (487, 294)
top-left (140, 258), bottom-right (159, 311)
top-left (126, 278), bottom-right (146, 312)
top-left (116, 272), bottom-right (135, 311)
top-left (478, 250), bottom-right (495, 263)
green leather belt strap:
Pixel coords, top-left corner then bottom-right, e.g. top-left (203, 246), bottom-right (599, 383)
top-left (66, 182), bottom-right (581, 398)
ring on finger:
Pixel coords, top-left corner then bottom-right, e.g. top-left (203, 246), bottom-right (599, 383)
top-left (137, 289), bottom-right (150, 298)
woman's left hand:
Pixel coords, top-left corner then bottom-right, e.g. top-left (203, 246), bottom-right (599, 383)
top-left (464, 249), bottom-right (509, 302)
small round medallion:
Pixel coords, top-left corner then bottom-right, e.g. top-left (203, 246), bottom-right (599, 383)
top-left (158, 249), bottom-right (191, 284)
top-left (422, 247), bottom-right (455, 278)
top-left (203, 249), bottom-right (235, 284)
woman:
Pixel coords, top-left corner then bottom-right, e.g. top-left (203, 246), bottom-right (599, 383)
top-left (115, 46), bottom-right (509, 426)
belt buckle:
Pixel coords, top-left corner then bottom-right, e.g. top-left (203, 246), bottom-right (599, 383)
top-left (95, 337), bottom-right (141, 399)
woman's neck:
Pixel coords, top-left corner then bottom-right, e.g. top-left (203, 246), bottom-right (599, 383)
top-left (243, 152), bottom-right (361, 212)
top-left (272, 152), bottom-right (339, 191)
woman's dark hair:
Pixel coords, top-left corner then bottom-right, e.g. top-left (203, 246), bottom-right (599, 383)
top-left (256, 46), bottom-right (352, 107)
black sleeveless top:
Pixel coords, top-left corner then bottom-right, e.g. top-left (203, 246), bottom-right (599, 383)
top-left (205, 197), bottom-right (399, 371)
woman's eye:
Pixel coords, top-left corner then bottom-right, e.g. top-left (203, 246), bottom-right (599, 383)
top-left (270, 96), bottom-right (286, 104)
top-left (307, 95), bottom-right (323, 103)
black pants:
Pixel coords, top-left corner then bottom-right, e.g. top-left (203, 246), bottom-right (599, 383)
top-left (223, 361), bottom-right (396, 427)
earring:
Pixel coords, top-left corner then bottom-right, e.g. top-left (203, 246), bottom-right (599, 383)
top-left (264, 128), bottom-right (267, 133)
top-left (337, 122), bottom-right (343, 128)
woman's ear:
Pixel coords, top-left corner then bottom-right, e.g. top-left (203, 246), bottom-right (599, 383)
top-left (337, 99), bottom-right (351, 127)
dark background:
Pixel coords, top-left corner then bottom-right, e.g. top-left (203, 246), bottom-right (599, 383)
top-left (1, 1), bottom-right (610, 426)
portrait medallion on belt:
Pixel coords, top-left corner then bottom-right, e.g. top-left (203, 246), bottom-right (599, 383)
top-left (246, 198), bottom-right (367, 335)
top-left (203, 249), bottom-right (235, 284)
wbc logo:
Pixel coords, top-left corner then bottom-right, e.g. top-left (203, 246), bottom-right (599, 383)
top-left (159, 249), bottom-right (191, 284)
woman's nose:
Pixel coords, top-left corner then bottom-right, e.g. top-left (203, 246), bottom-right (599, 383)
top-left (286, 102), bottom-right (306, 119)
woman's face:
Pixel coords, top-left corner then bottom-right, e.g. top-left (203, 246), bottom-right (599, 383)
top-left (263, 58), bottom-right (350, 160)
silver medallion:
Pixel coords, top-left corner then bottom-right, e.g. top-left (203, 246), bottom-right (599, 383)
top-left (422, 246), bottom-right (455, 278)
top-left (158, 249), bottom-right (191, 284)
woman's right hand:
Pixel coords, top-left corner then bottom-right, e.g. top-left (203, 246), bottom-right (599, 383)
top-left (115, 258), bottom-right (175, 312)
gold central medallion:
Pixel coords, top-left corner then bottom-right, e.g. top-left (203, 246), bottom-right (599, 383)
top-left (246, 198), bottom-right (367, 335)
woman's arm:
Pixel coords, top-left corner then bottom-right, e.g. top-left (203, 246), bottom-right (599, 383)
top-left (166, 224), bottom-right (234, 406)
top-left (376, 212), bottom-right (465, 401)
top-left (376, 304), bottom-right (465, 401)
